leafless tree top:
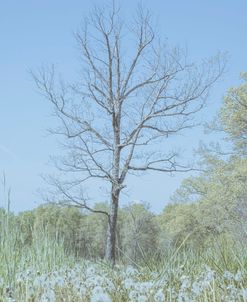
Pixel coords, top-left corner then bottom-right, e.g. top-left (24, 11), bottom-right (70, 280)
top-left (33, 1), bottom-right (225, 212)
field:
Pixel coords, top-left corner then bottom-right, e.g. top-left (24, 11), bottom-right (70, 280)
top-left (1, 211), bottom-right (247, 302)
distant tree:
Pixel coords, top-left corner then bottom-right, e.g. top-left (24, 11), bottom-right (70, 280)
top-left (81, 203), bottom-right (109, 258)
top-left (33, 1), bottom-right (224, 264)
top-left (31, 204), bottom-right (84, 255)
top-left (120, 203), bottom-right (159, 263)
top-left (17, 210), bottom-right (35, 246)
top-left (167, 154), bottom-right (247, 245)
top-left (220, 73), bottom-right (247, 154)
top-left (162, 75), bottom-right (247, 246)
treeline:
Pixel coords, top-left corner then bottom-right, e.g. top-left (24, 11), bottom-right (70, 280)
top-left (1, 203), bottom-right (158, 263)
top-left (3, 155), bottom-right (247, 264)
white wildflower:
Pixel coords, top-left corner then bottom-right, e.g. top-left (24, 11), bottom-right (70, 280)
top-left (40, 289), bottom-right (55, 302)
top-left (79, 285), bottom-right (87, 296)
top-left (234, 270), bottom-right (243, 281)
top-left (192, 281), bottom-right (202, 295)
top-left (105, 279), bottom-right (115, 291)
top-left (154, 289), bottom-right (165, 302)
top-left (125, 266), bottom-right (138, 276)
top-left (86, 266), bottom-right (96, 277)
top-left (124, 278), bottom-right (135, 289)
top-left (137, 294), bottom-right (148, 302)
top-left (242, 289), bottom-right (247, 299)
top-left (139, 281), bottom-right (153, 293)
top-left (129, 290), bottom-right (138, 300)
top-left (180, 275), bottom-right (190, 290)
top-left (223, 271), bottom-right (234, 280)
top-left (90, 287), bottom-right (112, 302)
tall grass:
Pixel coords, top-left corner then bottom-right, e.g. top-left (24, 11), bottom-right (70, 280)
top-left (0, 180), bottom-right (246, 300)
top-left (0, 211), bottom-right (75, 298)
top-left (0, 178), bottom-right (75, 299)
top-left (0, 213), bottom-right (246, 301)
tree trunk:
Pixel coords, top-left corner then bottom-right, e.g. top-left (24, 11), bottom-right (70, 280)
top-left (105, 187), bottom-right (120, 265)
top-left (105, 109), bottom-right (121, 265)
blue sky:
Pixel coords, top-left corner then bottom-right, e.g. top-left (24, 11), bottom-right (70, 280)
top-left (0, 0), bottom-right (247, 213)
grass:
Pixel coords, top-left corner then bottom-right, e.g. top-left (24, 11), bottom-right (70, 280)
top-left (0, 178), bottom-right (246, 301)
top-left (0, 211), bottom-right (246, 301)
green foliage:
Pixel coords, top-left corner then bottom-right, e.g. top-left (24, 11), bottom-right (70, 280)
top-left (15, 202), bottom-right (161, 264)
top-left (82, 203), bottom-right (109, 258)
top-left (119, 204), bottom-right (160, 264)
top-left (159, 156), bottom-right (247, 248)
top-left (1, 214), bottom-right (247, 301)
top-left (220, 73), bottom-right (247, 153)
top-left (157, 202), bottom-right (203, 248)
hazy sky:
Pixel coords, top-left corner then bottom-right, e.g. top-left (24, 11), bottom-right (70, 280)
top-left (1, 0), bottom-right (247, 213)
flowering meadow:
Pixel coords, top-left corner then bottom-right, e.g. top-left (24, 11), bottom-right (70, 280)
top-left (1, 221), bottom-right (247, 302)
top-left (1, 189), bottom-right (247, 302)
top-left (1, 260), bottom-right (247, 302)
top-left (0, 208), bottom-right (247, 302)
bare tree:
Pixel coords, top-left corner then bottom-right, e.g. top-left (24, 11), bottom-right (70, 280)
top-left (33, 2), bottom-right (225, 265)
